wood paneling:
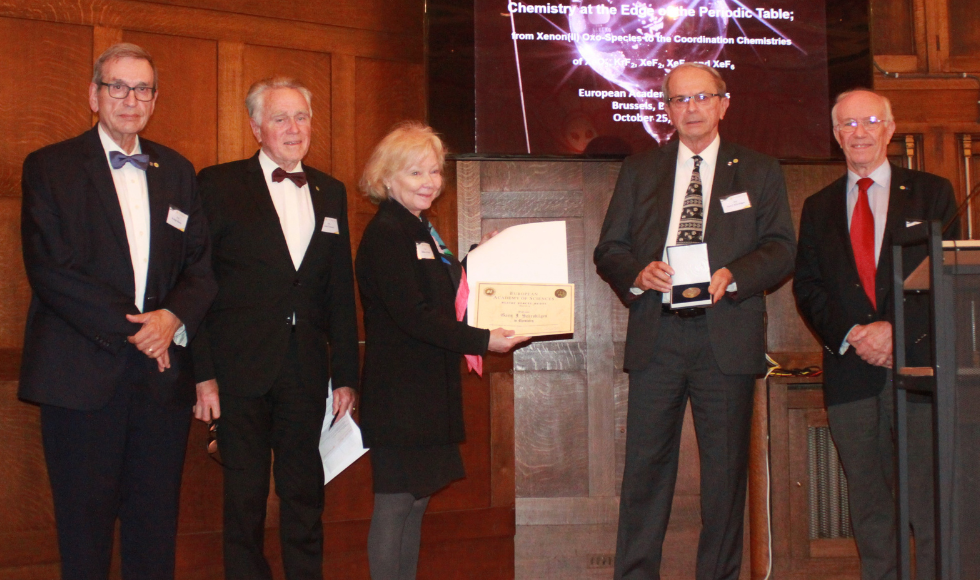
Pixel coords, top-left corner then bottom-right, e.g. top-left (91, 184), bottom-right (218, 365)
top-left (871, 0), bottom-right (915, 56)
top-left (0, 1), bottom-right (420, 62)
top-left (125, 31), bottom-right (218, 171)
top-left (948, 0), bottom-right (980, 57)
top-left (133, 0), bottom-right (425, 35)
top-left (0, 18), bottom-right (92, 198)
top-left (514, 370), bottom-right (589, 498)
top-left (0, 199), bottom-right (30, 348)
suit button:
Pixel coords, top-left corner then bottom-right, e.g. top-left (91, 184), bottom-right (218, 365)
top-left (293, 279), bottom-right (302, 287)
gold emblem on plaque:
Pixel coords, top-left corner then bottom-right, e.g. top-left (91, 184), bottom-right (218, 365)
top-left (682, 287), bottom-right (701, 299)
top-left (484, 287), bottom-right (494, 296)
top-left (555, 289), bottom-right (567, 298)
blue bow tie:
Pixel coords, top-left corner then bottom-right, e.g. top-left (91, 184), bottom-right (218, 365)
top-left (109, 150), bottom-right (150, 171)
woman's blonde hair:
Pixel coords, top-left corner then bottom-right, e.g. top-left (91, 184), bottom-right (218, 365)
top-left (360, 122), bottom-right (447, 203)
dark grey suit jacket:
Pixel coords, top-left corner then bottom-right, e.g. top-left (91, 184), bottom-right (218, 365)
top-left (793, 164), bottom-right (958, 405)
top-left (594, 139), bottom-right (796, 375)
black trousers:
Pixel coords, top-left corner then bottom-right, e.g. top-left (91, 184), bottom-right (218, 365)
top-left (41, 348), bottom-right (191, 580)
top-left (219, 334), bottom-right (327, 580)
top-left (615, 314), bottom-right (755, 580)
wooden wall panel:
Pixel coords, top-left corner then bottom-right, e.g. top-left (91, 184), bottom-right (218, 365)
top-left (871, 0), bottom-right (915, 55)
top-left (0, 18), bottom-right (92, 198)
top-left (125, 31), bottom-right (218, 171)
top-left (242, 45), bottom-right (332, 173)
top-left (0, 199), bottom-right (30, 349)
top-left (947, 0), bottom-right (980, 57)
top-left (133, 0), bottom-right (425, 35)
top-left (513, 370), bottom-right (589, 498)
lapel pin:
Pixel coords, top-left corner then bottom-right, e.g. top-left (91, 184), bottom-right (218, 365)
top-left (316, 186), bottom-right (320, 191)
top-left (733, 158), bottom-right (739, 163)
top-left (727, 161), bottom-right (732, 166)
top-left (900, 185), bottom-right (906, 190)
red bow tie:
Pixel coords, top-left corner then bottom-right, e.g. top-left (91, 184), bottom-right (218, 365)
top-left (272, 167), bottom-right (307, 188)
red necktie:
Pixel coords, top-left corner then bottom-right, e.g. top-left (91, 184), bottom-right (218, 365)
top-left (851, 177), bottom-right (876, 309)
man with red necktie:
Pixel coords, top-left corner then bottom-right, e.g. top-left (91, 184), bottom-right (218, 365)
top-left (795, 89), bottom-right (958, 580)
top-left (191, 76), bottom-right (359, 579)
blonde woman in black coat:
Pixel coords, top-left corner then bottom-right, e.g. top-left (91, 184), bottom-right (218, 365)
top-left (356, 122), bottom-right (526, 579)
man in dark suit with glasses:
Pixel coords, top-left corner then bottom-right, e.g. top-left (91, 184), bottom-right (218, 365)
top-left (19, 43), bottom-right (217, 579)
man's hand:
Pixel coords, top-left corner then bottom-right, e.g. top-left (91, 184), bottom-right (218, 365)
top-left (331, 386), bottom-right (357, 421)
top-left (634, 261), bottom-right (674, 293)
top-left (194, 379), bottom-right (220, 422)
top-left (127, 309), bottom-right (182, 372)
top-left (708, 267), bottom-right (734, 304)
top-left (847, 321), bottom-right (893, 368)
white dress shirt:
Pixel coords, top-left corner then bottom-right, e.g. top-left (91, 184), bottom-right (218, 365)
top-left (99, 125), bottom-right (187, 346)
top-left (661, 135), bottom-right (722, 303)
top-left (99, 125), bottom-right (151, 313)
top-left (259, 150), bottom-right (315, 270)
top-left (840, 160), bottom-right (891, 353)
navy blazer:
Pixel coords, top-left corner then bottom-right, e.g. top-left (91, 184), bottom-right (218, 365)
top-left (356, 199), bottom-right (490, 447)
top-left (191, 153), bottom-right (359, 398)
top-left (594, 139), bottom-right (797, 375)
top-left (19, 126), bottom-right (217, 410)
top-left (794, 164), bottom-right (958, 405)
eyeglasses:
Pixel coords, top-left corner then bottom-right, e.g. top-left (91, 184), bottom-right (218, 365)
top-left (666, 93), bottom-right (726, 107)
top-left (836, 116), bottom-right (890, 133)
top-left (98, 81), bottom-right (156, 102)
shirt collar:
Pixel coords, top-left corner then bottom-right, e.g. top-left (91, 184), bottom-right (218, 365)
top-left (677, 134), bottom-right (721, 169)
top-left (847, 160), bottom-right (892, 194)
top-left (97, 124), bottom-right (141, 158)
top-left (258, 149), bottom-right (304, 181)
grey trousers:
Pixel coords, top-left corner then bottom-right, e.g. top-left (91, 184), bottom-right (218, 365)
top-left (614, 314), bottom-right (755, 580)
top-left (827, 383), bottom-right (935, 580)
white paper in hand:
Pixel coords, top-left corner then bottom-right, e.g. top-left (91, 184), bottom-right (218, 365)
top-left (319, 390), bottom-right (368, 485)
top-left (464, 221), bottom-right (569, 324)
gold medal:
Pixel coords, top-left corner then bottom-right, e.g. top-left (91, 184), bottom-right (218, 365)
top-left (682, 287), bottom-right (701, 299)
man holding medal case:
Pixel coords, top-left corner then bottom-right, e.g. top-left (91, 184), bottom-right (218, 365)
top-left (594, 63), bottom-right (796, 579)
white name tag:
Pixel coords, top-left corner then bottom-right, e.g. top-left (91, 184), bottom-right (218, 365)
top-left (906, 220), bottom-right (922, 227)
top-left (720, 192), bottom-right (751, 213)
top-left (166, 206), bottom-right (188, 231)
top-left (322, 217), bottom-right (339, 234)
top-left (416, 242), bottom-right (435, 260)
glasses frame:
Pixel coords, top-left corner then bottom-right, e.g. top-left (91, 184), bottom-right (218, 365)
top-left (835, 116), bottom-right (891, 133)
top-left (666, 92), bottom-right (726, 107)
top-left (98, 81), bottom-right (157, 102)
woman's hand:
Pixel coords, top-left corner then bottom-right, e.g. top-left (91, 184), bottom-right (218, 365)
top-left (487, 328), bottom-right (530, 353)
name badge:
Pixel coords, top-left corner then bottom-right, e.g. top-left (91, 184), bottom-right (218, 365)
top-left (416, 242), bottom-right (435, 260)
top-left (166, 206), bottom-right (189, 231)
top-left (720, 192), bottom-right (751, 213)
top-left (322, 217), bottom-right (339, 234)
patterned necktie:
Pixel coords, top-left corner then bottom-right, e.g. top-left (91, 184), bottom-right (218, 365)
top-left (272, 167), bottom-right (308, 188)
top-left (851, 177), bottom-right (877, 309)
top-left (109, 150), bottom-right (149, 171)
top-left (426, 218), bottom-right (483, 376)
top-left (675, 155), bottom-right (704, 244)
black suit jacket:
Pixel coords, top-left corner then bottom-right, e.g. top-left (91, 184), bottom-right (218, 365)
top-left (19, 126), bottom-right (217, 410)
top-left (594, 139), bottom-right (796, 375)
top-left (793, 164), bottom-right (958, 406)
top-left (191, 153), bottom-right (359, 398)
top-left (355, 200), bottom-right (490, 447)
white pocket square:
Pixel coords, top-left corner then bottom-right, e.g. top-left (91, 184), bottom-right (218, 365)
top-left (906, 220), bottom-right (922, 227)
